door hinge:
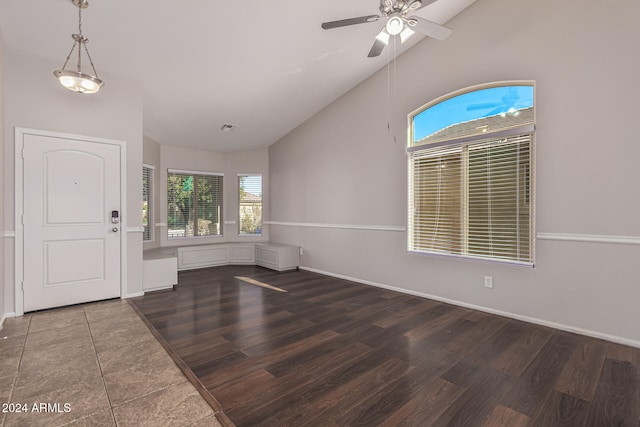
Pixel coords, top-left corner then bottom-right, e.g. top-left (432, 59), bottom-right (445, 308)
top-left (22, 148), bottom-right (26, 159)
top-left (21, 214), bottom-right (25, 225)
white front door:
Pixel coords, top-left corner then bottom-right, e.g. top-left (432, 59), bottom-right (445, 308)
top-left (22, 133), bottom-right (122, 312)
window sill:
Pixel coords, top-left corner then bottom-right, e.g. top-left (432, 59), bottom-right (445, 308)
top-left (407, 249), bottom-right (534, 268)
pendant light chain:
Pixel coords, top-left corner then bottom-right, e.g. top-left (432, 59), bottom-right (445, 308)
top-left (78, 2), bottom-right (83, 35)
top-left (76, 5), bottom-right (83, 73)
top-left (59, 41), bottom-right (78, 71)
top-left (77, 2), bottom-right (101, 79)
top-left (83, 41), bottom-right (101, 79)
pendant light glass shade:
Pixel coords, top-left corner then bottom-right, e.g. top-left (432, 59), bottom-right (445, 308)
top-left (54, 0), bottom-right (104, 94)
top-left (54, 69), bottom-right (103, 94)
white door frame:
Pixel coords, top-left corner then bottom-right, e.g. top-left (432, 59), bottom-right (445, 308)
top-left (14, 127), bottom-right (128, 316)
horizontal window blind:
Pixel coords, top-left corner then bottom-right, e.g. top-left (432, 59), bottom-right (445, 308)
top-left (142, 165), bottom-right (153, 242)
top-left (167, 171), bottom-right (223, 239)
top-left (409, 133), bottom-right (533, 264)
top-left (239, 175), bottom-right (262, 235)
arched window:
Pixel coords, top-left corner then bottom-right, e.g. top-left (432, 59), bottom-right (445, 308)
top-left (407, 82), bottom-right (535, 265)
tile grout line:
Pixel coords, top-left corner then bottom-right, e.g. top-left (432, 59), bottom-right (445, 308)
top-left (1, 316), bottom-right (32, 427)
top-left (15, 315), bottom-right (32, 373)
top-left (83, 307), bottom-right (119, 427)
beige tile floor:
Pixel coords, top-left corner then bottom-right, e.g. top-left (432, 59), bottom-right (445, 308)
top-left (0, 299), bottom-right (223, 427)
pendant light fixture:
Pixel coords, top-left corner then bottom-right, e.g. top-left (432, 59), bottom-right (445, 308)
top-left (53, 0), bottom-right (104, 94)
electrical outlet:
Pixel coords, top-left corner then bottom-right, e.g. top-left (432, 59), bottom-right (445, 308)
top-left (484, 276), bottom-right (493, 289)
top-left (299, 247), bottom-right (304, 256)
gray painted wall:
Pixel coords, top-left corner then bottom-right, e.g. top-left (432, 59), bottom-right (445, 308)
top-left (269, 0), bottom-right (640, 344)
top-left (0, 30), bottom-right (5, 323)
top-left (2, 47), bottom-right (144, 314)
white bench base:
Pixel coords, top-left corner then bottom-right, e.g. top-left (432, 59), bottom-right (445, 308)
top-left (255, 243), bottom-right (300, 272)
top-left (177, 243), bottom-right (256, 270)
top-left (143, 242), bottom-right (300, 292)
top-left (143, 248), bottom-right (178, 291)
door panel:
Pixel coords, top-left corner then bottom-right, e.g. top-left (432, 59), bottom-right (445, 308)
top-left (45, 239), bottom-right (105, 285)
top-left (45, 151), bottom-right (106, 225)
top-left (23, 134), bottom-right (121, 312)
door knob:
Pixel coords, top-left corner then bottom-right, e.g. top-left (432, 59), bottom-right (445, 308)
top-left (112, 227), bottom-right (119, 232)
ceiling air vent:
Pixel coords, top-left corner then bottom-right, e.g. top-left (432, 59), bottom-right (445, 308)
top-left (220, 123), bottom-right (237, 132)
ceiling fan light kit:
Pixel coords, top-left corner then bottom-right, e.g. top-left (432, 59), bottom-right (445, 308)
top-left (375, 29), bottom-right (391, 45)
top-left (386, 15), bottom-right (404, 36)
top-left (321, 0), bottom-right (452, 57)
top-left (53, 0), bottom-right (104, 94)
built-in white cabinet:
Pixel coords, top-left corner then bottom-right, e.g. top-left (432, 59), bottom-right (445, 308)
top-left (177, 243), bottom-right (256, 270)
top-left (255, 243), bottom-right (300, 272)
top-left (143, 248), bottom-right (178, 291)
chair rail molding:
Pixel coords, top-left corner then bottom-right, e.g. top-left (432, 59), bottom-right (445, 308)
top-left (265, 221), bottom-right (406, 232)
top-left (268, 223), bottom-right (640, 245)
top-left (537, 232), bottom-right (640, 246)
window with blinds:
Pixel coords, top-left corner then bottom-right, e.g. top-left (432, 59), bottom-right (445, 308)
top-left (142, 165), bottom-right (154, 242)
top-left (239, 175), bottom-right (262, 236)
top-left (167, 170), bottom-right (223, 239)
top-left (408, 82), bottom-right (535, 265)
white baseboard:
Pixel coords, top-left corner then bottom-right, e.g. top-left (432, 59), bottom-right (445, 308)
top-left (299, 266), bottom-right (640, 349)
top-left (0, 312), bottom-right (17, 330)
top-left (124, 292), bottom-right (145, 298)
top-left (143, 286), bottom-right (174, 292)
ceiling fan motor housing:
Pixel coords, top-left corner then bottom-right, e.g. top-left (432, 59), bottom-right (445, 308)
top-left (379, 0), bottom-right (422, 16)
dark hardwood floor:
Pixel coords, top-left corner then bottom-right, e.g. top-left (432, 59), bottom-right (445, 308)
top-left (131, 265), bottom-right (640, 427)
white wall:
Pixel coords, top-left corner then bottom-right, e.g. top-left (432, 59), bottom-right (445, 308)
top-left (0, 30), bottom-right (5, 323)
top-left (3, 47), bottom-right (144, 313)
top-left (269, 0), bottom-right (640, 345)
top-left (158, 144), bottom-right (269, 247)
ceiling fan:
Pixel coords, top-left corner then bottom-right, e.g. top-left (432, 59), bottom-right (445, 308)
top-left (321, 0), bottom-right (453, 57)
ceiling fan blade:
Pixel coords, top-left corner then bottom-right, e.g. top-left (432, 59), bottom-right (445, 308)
top-left (406, 16), bottom-right (453, 41)
top-left (321, 15), bottom-right (380, 30)
top-left (368, 38), bottom-right (387, 58)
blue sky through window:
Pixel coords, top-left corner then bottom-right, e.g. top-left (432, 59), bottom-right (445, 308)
top-left (413, 85), bottom-right (534, 143)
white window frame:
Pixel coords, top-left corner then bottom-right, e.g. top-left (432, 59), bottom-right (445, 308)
top-left (238, 174), bottom-right (263, 237)
top-left (167, 169), bottom-right (224, 240)
top-left (143, 164), bottom-right (155, 242)
top-left (407, 81), bottom-right (535, 266)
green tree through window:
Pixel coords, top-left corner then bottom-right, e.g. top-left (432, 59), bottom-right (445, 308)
top-left (168, 171), bottom-right (223, 238)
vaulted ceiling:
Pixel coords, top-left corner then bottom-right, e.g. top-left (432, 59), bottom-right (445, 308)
top-left (0, 0), bottom-right (476, 152)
